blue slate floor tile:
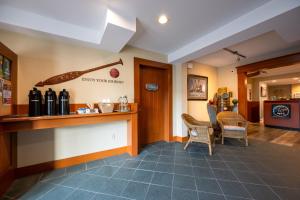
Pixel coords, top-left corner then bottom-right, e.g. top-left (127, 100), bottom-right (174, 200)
top-left (94, 165), bottom-right (119, 177)
top-left (92, 193), bottom-right (129, 200)
top-left (151, 172), bottom-right (173, 187)
top-left (131, 169), bottom-right (153, 183)
top-left (218, 180), bottom-right (250, 198)
top-left (65, 189), bottom-right (95, 200)
top-left (172, 188), bottom-right (198, 200)
top-left (138, 161), bottom-right (157, 170)
top-left (155, 163), bottom-right (174, 173)
top-left (145, 185), bottom-right (172, 200)
top-left (173, 174), bottom-right (196, 190)
top-left (122, 160), bottom-right (141, 168)
top-left (174, 165), bottom-right (194, 176)
top-left (60, 173), bottom-right (92, 188)
top-left (195, 177), bottom-right (223, 194)
top-left (5, 139), bottom-right (300, 200)
top-left (243, 183), bottom-right (280, 200)
top-left (39, 186), bottom-right (74, 200)
top-left (121, 181), bottom-right (149, 200)
top-left (198, 192), bottom-right (225, 200)
top-left (112, 167), bottom-right (135, 180)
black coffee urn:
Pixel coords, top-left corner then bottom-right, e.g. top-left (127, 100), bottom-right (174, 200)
top-left (28, 87), bottom-right (42, 116)
top-left (44, 88), bottom-right (57, 115)
top-left (58, 89), bottom-right (70, 115)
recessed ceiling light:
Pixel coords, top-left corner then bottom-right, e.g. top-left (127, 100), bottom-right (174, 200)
top-left (271, 80), bottom-right (277, 83)
top-left (158, 15), bottom-right (168, 24)
top-left (293, 77), bottom-right (299, 80)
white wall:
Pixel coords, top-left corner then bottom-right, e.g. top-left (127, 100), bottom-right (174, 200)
top-left (18, 122), bottom-right (127, 167)
top-left (172, 63), bottom-right (188, 137)
top-left (0, 29), bottom-right (167, 167)
top-left (187, 62), bottom-right (218, 121)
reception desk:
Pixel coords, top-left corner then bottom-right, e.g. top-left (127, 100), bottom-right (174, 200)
top-left (264, 100), bottom-right (300, 129)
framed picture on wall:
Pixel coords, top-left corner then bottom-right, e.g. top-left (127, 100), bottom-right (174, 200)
top-left (261, 86), bottom-right (267, 97)
top-left (187, 74), bottom-right (208, 101)
top-left (0, 55), bottom-right (3, 79)
top-left (2, 57), bottom-right (11, 81)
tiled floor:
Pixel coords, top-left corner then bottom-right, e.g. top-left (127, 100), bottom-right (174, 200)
top-left (3, 128), bottom-right (300, 200)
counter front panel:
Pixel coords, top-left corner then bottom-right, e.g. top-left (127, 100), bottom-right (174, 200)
top-left (264, 100), bottom-right (300, 129)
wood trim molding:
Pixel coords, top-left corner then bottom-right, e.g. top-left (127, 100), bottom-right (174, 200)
top-left (13, 103), bottom-right (137, 115)
top-left (16, 146), bottom-right (128, 178)
top-left (236, 52), bottom-right (300, 73)
top-left (134, 57), bottom-right (173, 146)
top-left (0, 42), bottom-right (18, 197)
top-left (172, 136), bottom-right (188, 143)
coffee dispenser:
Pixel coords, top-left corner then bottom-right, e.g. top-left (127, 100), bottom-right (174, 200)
top-left (28, 87), bottom-right (42, 116)
top-left (58, 89), bottom-right (70, 115)
top-left (44, 88), bottom-right (57, 115)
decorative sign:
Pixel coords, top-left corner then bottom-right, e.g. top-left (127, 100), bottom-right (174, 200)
top-left (35, 59), bottom-right (123, 87)
top-left (81, 77), bottom-right (124, 84)
top-left (272, 104), bottom-right (291, 118)
top-left (145, 83), bottom-right (158, 91)
top-left (110, 68), bottom-right (120, 78)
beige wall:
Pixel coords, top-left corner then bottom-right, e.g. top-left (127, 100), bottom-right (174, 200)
top-left (292, 83), bottom-right (300, 97)
top-left (187, 62), bottom-right (218, 121)
top-left (217, 65), bottom-right (238, 99)
top-left (268, 85), bottom-right (291, 99)
top-left (0, 29), bottom-right (167, 167)
top-left (0, 29), bottom-right (167, 104)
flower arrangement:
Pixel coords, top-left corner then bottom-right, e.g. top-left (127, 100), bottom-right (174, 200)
top-left (232, 99), bottom-right (238, 105)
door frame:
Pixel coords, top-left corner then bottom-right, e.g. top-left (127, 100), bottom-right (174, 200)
top-left (134, 57), bottom-right (173, 146)
top-left (236, 52), bottom-right (300, 119)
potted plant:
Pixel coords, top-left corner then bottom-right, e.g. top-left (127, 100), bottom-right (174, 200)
top-left (232, 99), bottom-right (238, 112)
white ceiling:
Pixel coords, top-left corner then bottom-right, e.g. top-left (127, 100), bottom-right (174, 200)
top-left (194, 31), bottom-right (300, 67)
top-left (0, 0), bottom-right (300, 64)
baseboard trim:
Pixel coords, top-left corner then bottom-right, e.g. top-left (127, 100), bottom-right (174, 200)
top-left (16, 146), bottom-right (128, 178)
top-left (172, 136), bottom-right (188, 143)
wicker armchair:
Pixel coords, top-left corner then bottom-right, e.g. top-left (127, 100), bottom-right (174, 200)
top-left (217, 112), bottom-right (248, 146)
top-left (181, 113), bottom-right (215, 155)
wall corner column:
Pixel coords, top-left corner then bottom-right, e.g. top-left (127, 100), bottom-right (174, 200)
top-left (172, 63), bottom-right (188, 139)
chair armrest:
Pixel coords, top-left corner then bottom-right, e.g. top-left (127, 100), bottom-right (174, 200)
top-left (194, 121), bottom-right (212, 127)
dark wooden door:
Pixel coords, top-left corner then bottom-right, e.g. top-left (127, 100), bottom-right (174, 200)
top-left (139, 65), bottom-right (167, 146)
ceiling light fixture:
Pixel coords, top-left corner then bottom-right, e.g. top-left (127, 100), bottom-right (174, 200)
top-left (158, 15), bottom-right (168, 24)
top-left (293, 77), bottom-right (299, 80)
top-left (272, 80), bottom-right (277, 83)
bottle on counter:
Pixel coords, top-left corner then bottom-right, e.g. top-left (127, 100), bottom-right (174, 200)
top-left (28, 87), bottom-right (43, 116)
top-left (44, 88), bottom-right (57, 115)
top-left (58, 89), bottom-right (70, 115)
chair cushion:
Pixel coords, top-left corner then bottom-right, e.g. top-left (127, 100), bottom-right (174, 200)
top-left (224, 125), bottom-right (245, 131)
top-left (191, 129), bottom-right (198, 136)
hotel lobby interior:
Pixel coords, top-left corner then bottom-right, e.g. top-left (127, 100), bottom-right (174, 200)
top-left (1, 0), bottom-right (300, 200)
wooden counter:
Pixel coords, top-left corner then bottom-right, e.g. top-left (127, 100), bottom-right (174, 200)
top-left (0, 110), bottom-right (138, 156)
top-left (264, 100), bottom-right (300, 129)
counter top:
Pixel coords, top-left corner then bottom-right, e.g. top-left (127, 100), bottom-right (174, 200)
top-left (0, 111), bottom-right (136, 123)
top-left (264, 99), bottom-right (300, 103)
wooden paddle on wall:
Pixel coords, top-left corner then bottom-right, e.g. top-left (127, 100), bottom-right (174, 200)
top-left (35, 59), bottom-right (123, 87)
